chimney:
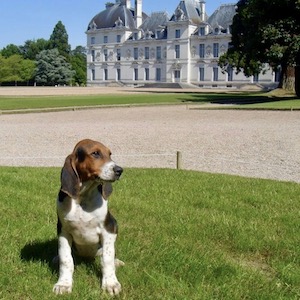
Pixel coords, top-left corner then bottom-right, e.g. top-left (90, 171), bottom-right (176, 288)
top-left (121, 0), bottom-right (131, 8)
top-left (199, 0), bottom-right (206, 22)
top-left (135, 0), bottom-right (142, 28)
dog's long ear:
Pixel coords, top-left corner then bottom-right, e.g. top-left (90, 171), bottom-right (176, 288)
top-left (61, 154), bottom-right (80, 199)
top-left (99, 182), bottom-right (113, 199)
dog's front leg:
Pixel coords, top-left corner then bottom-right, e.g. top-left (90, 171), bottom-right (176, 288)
top-left (101, 230), bottom-right (121, 296)
top-left (53, 232), bottom-right (74, 294)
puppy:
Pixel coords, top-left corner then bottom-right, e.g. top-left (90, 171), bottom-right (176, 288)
top-left (53, 139), bottom-right (123, 295)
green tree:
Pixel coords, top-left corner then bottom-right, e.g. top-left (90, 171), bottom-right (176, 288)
top-left (70, 46), bottom-right (87, 86)
top-left (49, 21), bottom-right (71, 58)
top-left (20, 59), bottom-right (36, 85)
top-left (0, 55), bottom-right (9, 85)
top-left (1, 44), bottom-right (21, 58)
top-left (4, 55), bottom-right (23, 85)
top-left (218, 0), bottom-right (300, 96)
top-left (20, 39), bottom-right (50, 60)
top-left (35, 48), bottom-right (75, 86)
top-left (0, 54), bottom-right (35, 85)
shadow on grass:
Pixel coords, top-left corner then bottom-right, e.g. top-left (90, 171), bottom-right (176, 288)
top-left (20, 239), bottom-right (101, 277)
top-left (180, 93), bottom-right (298, 105)
top-left (21, 239), bottom-right (59, 273)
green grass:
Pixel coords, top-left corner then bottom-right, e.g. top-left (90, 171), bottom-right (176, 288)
top-left (0, 91), bottom-right (299, 111)
top-left (0, 93), bottom-right (193, 110)
top-left (0, 167), bottom-right (299, 299)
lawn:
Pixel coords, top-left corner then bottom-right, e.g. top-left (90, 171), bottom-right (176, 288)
top-left (0, 167), bottom-right (299, 299)
top-left (0, 91), bottom-right (299, 111)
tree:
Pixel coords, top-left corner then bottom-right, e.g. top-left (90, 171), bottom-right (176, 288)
top-left (0, 54), bottom-right (35, 85)
top-left (0, 55), bottom-right (9, 85)
top-left (20, 39), bottom-right (50, 60)
top-left (70, 46), bottom-right (87, 86)
top-left (20, 59), bottom-right (36, 85)
top-left (1, 44), bottom-right (21, 58)
top-left (35, 48), bottom-right (75, 86)
top-left (218, 0), bottom-right (300, 96)
top-left (49, 21), bottom-right (71, 58)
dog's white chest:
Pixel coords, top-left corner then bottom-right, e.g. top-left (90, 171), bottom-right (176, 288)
top-left (62, 197), bottom-right (108, 245)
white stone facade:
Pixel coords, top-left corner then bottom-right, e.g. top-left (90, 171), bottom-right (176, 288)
top-left (86, 1), bottom-right (278, 87)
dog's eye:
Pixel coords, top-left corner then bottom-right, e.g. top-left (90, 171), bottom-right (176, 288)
top-left (91, 151), bottom-right (101, 158)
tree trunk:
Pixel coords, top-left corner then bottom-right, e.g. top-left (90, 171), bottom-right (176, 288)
top-left (281, 65), bottom-right (295, 92)
top-left (295, 54), bottom-right (300, 98)
top-left (295, 66), bottom-right (300, 97)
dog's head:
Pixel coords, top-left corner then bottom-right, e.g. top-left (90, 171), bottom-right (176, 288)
top-left (60, 139), bottom-right (123, 199)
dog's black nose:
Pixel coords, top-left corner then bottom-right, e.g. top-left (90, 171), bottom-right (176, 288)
top-left (113, 165), bottom-right (123, 178)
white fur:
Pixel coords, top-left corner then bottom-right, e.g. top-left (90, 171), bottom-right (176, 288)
top-left (99, 161), bottom-right (117, 181)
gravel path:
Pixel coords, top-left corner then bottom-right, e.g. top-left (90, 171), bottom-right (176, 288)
top-left (0, 105), bottom-right (299, 183)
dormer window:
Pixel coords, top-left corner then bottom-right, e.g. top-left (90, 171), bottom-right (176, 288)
top-left (175, 29), bottom-right (181, 39)
top-left (89, 20), bottom-right (97, 31)
top-left (145, 29), bottom-right (153, 40)
top-left (199, 27), bottom-right (205, 36)
top-left (115, 17), bottom-right (124, 28)
top-left (133, 32), bottom-right (138, 40)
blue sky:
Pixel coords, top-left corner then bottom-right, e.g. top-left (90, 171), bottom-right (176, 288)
top-left (0, 0), bottom-right (233, 50)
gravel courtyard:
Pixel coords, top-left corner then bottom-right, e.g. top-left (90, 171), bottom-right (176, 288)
top-left (0, 99), bottom-right (299, 183)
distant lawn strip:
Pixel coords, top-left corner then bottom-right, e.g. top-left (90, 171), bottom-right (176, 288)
top-left (0, 167), bottom-right (299, 299)
top-left (0, 91), bottom-right (299, 112)
top-left (0, 93), bottom-right (194, 111)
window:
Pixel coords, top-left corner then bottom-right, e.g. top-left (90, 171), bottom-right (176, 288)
top-left (104, 69), bottom-right (108, 80)
top-left (104, 36), bottom-right (108, 44)
top-left (199, 27), bottom-right (205, 36)
top-left (175, 45), bottom-right (180, 59)
top-left (117, 35), bottom-right (121, 43)
top-left (104, 49), bottom-right (108, 62)
top-left (145, 47), bottom-right (149, 60)
top-left (91, 69), bottom-right (95, 81)
top-left (175, 29), bottom-right (181, 38)
top-left (134, 47), bottom-right (138, 60)
top-left (117, 69), bottom-right (121, 81)
top-left (133, 32), bottom-right (138, 40)
top-left (91, 37), bottom-right (95, 44)
top-left (227, 66), bottom-right (233, 81)
top-left (156, 68), bottom-right (161, 81)
top-left (174, 70), bottom-right (181, 81)
top-left (213, 67), bottom-right (218, 81)
top-left (156, 46), bottom-right (161, 60)
top-left (145, 68), bottom-right (149, 80)
top-left (91, 50), bottom-right (95, 62)
top-left (116, 48), bottom-right (121, 61)
top-left (199, 44), bottom-right (205, 58)
top-left (199, 67), bottom-right (204, 81)
top-left (213, 43), bottom-right (219, 58)
top-left (134, 68), bottom-right (138, 80)
top-left (253, 74), bottom-right (259, 82)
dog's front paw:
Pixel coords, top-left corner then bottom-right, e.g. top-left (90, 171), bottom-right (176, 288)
top-left (53, 283), bottom-right (72, 295)
top-left (102, 276), bottom-right (121, 296)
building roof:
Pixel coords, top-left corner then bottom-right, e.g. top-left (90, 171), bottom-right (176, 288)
top-left (207, 3), bottom-right (236, 30)
top-left (169, 0), bottom-right (203, 25)
top-left (87, 2), bottom-right (148, 31)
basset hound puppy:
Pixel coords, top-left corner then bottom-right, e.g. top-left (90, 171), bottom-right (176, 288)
top-left (53, 139), bottom-right (123, 296)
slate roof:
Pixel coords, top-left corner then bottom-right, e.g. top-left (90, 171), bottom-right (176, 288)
top-left (87, 3), bottom-right (148, 31)
top-left (169, 0), bottom-right (203, 25)
top-left (207, 3), bottom-right (236, 30)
